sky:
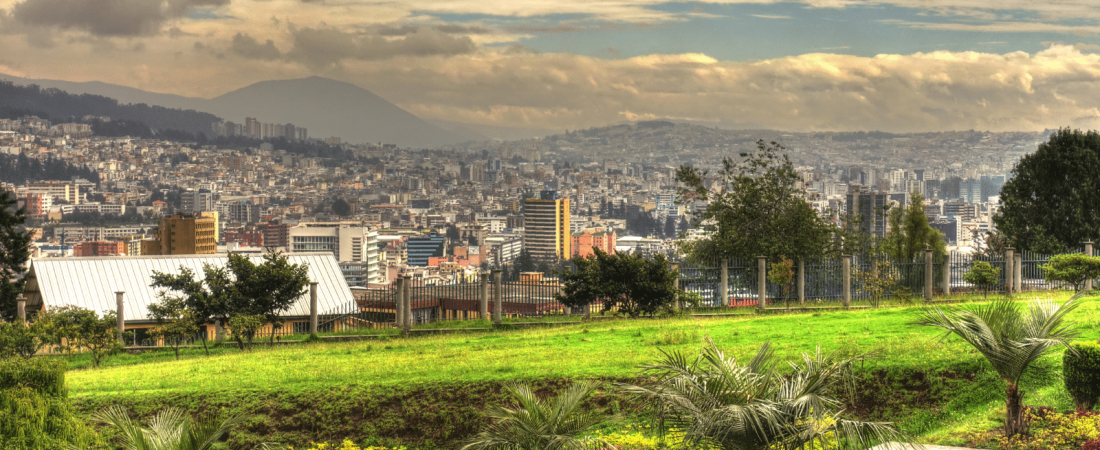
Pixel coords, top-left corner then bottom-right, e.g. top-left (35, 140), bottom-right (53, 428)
top-left (3, 0), bottom-right (1100, 133)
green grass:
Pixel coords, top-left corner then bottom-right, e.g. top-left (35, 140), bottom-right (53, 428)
top-left (64, 291), bottom-right (1100, 448)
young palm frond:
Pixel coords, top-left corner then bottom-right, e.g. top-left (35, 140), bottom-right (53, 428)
top-left (913, 292), bottom-right (1082, 436)
top-left (461, 381), bottom-right (613, 450)
top-left (85, 405), bottom-right (273, 450)
top-left (621, 338), bottom-right (908, 450)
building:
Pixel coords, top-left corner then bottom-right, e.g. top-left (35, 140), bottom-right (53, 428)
top-left (258, 221), bottom-right (291, 248)
top-left (523, 190), bottom-right (571, 261)
top-left (225, 226), bottom-right (265, 248)
top-left (845, 186), bottom-right (889, 237)
top-left (145, 214), bottom-right (218, 255)
top-left (180, 189), bottom-right (213, 214)
top-left (23, 180), bottom-right (80, 205)
top-left (485, 234), bottom-right (522, 267)
top-left (406, 232), bottom-right (446, 266)
top-left (227, 199), bottom-right (260, 224)
top-left (288, 224), bottom-right (380, 284)
top-left (24, 192), bottom-right (51, 215)
top-left (61, 203), bottom-right (127, 216)
top-left (571, 227), bottom-right (617, 259)
top-left (73, 241), bottom-right (127, 257)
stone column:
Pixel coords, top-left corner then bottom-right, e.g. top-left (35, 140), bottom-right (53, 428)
top-left (309, 282), bottom-right (319, 335)
top-left (403, 276), bottom-right (413, 330)
top-left (757, 256), bottom-right (766, 312)
top-left (925, 247), bottom-right (934, 302)
top-left (115, 291), bottom-right (126, 344)
top-left (842, 255), bottom-right (851, 308)
top-left (16, 294), bottom-right (25, 325)
top-left (797, 259), bottom-right (805, 305)
top-left (479, 272), bottom-right (489, 319)
top-left (720, 259), bottom-right (729, 307)
top-left (492, 269), bottom-right (503, 324)
top-left (1005, 247), bottom-right (1015, 294)
top-left (943, 252), bottom-right (951, 297)
top-left (1086, 242), bottom-right (1095, 292)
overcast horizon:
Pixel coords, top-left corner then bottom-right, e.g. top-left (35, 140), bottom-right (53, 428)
top-left (3, 0), bottom-right (1100, 134)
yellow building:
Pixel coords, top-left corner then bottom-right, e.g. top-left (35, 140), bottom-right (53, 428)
top-left (523, 190), bottom-right (570, 261)
top-left (147, 214), bottom-right (217, 255)
top-left (199, 211), bottom-right (220, 243)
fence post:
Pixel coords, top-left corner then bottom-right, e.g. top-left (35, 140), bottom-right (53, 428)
top-left (942, 252), bottom-right (951, 297)
top-left (492, 269), bottom-right (503, 324)
top-left (403, 276), bottom-right (413, 331)
top-left (308, 282), bottom-right (319, 335)
top-left (395, 277), bottom-right (405, 327)
top-left (115, 291), bottom-right (126, 344)
top-left (757, 256), bottom-right (766, 312)
top-left (671, 262), bottom-right (681, 309)
top-left (925, 246), bottom-right (934, 302)
top-left (720, 259), bottom-right (729, 308)
top-left (1086, 242), bottom-right (1095, 292)
top-left (479, 272), bottom-right (489, 319)
top-left (797, 259), bottom-right (805, 305)
top-left (16, 294), bottom-right (25, 325)
top-left (1005, 247), bottom-right (1015, 294)
top-left (842, 255), bottom-right (851, 308)
top-left (1014, 253), bottom-right (1022, 293)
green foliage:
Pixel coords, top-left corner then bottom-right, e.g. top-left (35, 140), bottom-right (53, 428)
top-left (0, 358), bottom-right (98, 449)
top-left (333, 198), bottom-right (352, 217)
top-left (228, 314), bottom-right (265, 351)
top-left (513, 248), bottom-right (536, 274)
top-left (1064, 341), bottom-right (1100, 411)
top-left (556, 249), bottom-right (682, 318)
top-left (90, 405), bottom-right (274, 450)
top-left (0, 318), bottom-right (52, 359)
top-left (1042, 253), bottom-right (1100, 292)
top-left (998, 408), bottom-right (1100, 450)
top-left (855, 260), bottom-right (897, 308)
top-left (148, 295), bottom-right (201, 361)
top-left (915, 294), bottom-right (1083, 436)
top-left (460, 381), bottom-right (612, 450)
top-left (963, 261), bottom-right (1001, 299)
top-left (676, 139), bottom-right (836, 262)
top-left (879, 192), bottom-right (946, 260)
top-left (995, 128), bottom-right (1100, 253)
top-left (48, 307), bottom-right (125, 367)
top-left (0, 189), bottom-right (32, 322)
top-left (768, 257), bottom-right (796, 309)
top-left (621, 339), bottom-right (907, 450)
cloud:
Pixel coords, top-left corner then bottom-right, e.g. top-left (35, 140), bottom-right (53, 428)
top-left (9, 0), bottom-right (229, 36)
top-left (230, 32), bottom-right (282, 60)
top-left (750, 14), bottom-right (790, 19)
top-left (283, 26), bottom-right (477, 67)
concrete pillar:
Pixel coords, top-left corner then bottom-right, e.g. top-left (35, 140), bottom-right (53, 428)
top-left (797, 259), bottom-right (805, 305)
top-left (1015, 254), bottom-right (1023, 293)
top-left (395, 277), bottom-right (405, 326)
top-left (1005, 247), bottom-right (1015, 294)
top-left (16, 294), bottom-right (25, 325)
top-left (308, 282), bottom-right (319, 335)
top-left (757, 256), bottom-right (766, 312)
top-left (1086, 242), bottom-right (1094, 291)
top-left (925, 247), bottom-right (934, 302)
top-left (492, 269), bottom-right (503, 324)
top-left (115, 291), bottom-right (126, 344)
top-left (943, 252), bottom-right (951, 297)
top-left (403, 276), bottom-right (413, 330)
top-left (479, 272), bottom-right (489, 319)
top-left (720, 259), bottom-right (729, 307)
top-left (842, 256), bottom-right (851, 308)
top-left (671, 262), bottom-right (681, 309)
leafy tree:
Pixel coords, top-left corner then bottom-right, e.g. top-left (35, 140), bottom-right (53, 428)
top-left (963, 261), bottom-right (1001, 299)
top-left (0, 317), bottom-right (53, 359)
top-left (622, 339), bottom-right (907, 450)
top-left (854, 260), bottom-right (897, 308)
top-left (557, 249), bottom-right (683, 318)
top-left (995, 128), bottom-right (1100, 253)
top-left (767, 257), bottom-right (795, 310)
top-left (150, 265), bottom-right (230, 356)
top-left (879, 192), bottom-right (945, 260)
top-left (54, 308), bottom-right (125, 368)
top-left (226, 314), bottom-right (265, 352)
top-left (1041, 253), bottom-right (1100, 292)
top-left (460, 381), bottom-right (612, 450)
top-left (513, 248), bottom-right (537, 274)
top-left (147, 295), bottom-right (200, 360)
top-left (916, 295), bottom-right (1082, 436)
top-left (332, 198), bottom-right (351, 216)
top-left (663, 215), bottom-right (676, 238)
top-left (676, 140), bottom-right (835, 262)
top-left (225, 251), bottom-right (310, 344)
top-left (973, 229), bottom-right (1011, 258)
top-left (0, 190), bottom-right (32, 322)
top-left (89, 405), bottom-right (278, 450)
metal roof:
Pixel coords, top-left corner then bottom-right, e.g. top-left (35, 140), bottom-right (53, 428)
top-left (24, 253), bottom-right (354, 322)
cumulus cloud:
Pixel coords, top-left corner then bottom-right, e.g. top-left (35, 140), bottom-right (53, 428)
top-left (282, 26), bottom-right (476, 67)
top-left (230, 32), bottom-right (281, 60)
top-left (9, 0), bottom-right (229, 36)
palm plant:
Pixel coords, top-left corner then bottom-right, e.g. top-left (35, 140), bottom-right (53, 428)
top-left (84, 405), bottom-right (280, 450)
top-left (621, 339), bottom-right (907, 450)
top-left (461, 381), bottom-right (613, 450)
top-left (914, 293), bottom-right (1082, 436)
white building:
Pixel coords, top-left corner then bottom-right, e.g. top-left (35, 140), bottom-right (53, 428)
top-left (290, 223), bottom-right (381, 285)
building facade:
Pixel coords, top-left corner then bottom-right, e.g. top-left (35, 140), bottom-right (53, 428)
top-left (523, 190), bottom-right (571, 261)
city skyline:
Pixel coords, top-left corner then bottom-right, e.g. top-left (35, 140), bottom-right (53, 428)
top-left (2, 0), bottom-right (1100, 134)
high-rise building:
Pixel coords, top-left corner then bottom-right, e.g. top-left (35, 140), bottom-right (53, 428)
top-left (523, 190), bottom-right (571, 261)
top-left (407, 232), bottom-right (446, 266)
top-left (845, 186), bottom-right (889, 237)
top-left (180, 189), bottom-right (213, 214)
top-left (257, 221), bottom-right (290, 248)
top-left (289, 223), bottom-right (379, 284)
top-left (145, 214), bottom-right (217, 255)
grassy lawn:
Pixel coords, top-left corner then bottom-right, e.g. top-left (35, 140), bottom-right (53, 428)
top-left (65, 291), bottom-right (1100, 448)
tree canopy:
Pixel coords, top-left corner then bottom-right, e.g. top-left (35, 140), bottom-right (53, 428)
top-left (995, 128), bottom-right (1100, 253)
top-left (879, 192), bottom-right (946, 260)
top-left (0, 190), bottom-right (32, 321)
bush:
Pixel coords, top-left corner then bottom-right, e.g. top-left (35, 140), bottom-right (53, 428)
top-left (556, 249), bottom-right (682, 317)
top-left (294, 440), bottom-right (406, 450)
top-left (1084, 439), bottom-right (1100, 450)
top-left (998, 408), bottom-right (1100, 450)
top-left (963, 261), bottom-right (1001, 299)
top-left (1065, 342), bottom-right (1100, 411)
top-left (0, 358), bottom-right (99, 449)
top-left (1042, 253), bottom-right (1100, 292)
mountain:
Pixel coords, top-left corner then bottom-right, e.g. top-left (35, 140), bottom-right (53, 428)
top-left (426, 119), bottom-right (558, 141)
top-left (0, 74), bottom-right (485, 148)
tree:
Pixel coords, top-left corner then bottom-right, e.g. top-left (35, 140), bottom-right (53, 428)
top-left (676, 140), bottom-right (835, 263)
top-left (663, 215), bottom-right (676, 238)
top-left (1041, 253), bottom-right (1100, 292)
top-left (89, 405), bottom-right (277, 450)
top-left (0, 317), bottom-right (52, 359)
top-left (57, 308), bottom-right (125, 368)
top-left (995, 128), bottom-right (1100, 253)
top-left (622, 339), bottom-right (907, 450)
top-left (514, 248), bottom-right (536, 274)
top-left (332, 198), bottom-right (351, 216)
top-left (879, 192), bottom-right (946, 260)
top-left (225, 251), bottom-right (311, 344)
top-left (147, 295), bottom-right (200, 360)
top-left (767, 257), bottom-right (795, 310)
top-left (963, 261), bottom-right (1001, 299)
top-left (915, 295), bottom-right (1082, 436)
top-left (972, 229), bottom-right (1010, 258)
top-left (150, 265), bottom-right (231, 356)
top-left (556, 249), bottom-right (683, 318)
top-left (0, 190), bottom-right (32, 321)
top-left (460, 381), bottom-right (612, 450)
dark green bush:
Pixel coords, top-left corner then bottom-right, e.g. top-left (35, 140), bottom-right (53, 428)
top-left (0, 358), bottom-right (99, 449)
top-left (1064, 341), bottom-right (1100, 411)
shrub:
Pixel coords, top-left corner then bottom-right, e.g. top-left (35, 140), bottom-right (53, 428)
top-left (998, 408), bottom-right (1100, 450)
top-left (1041, 253), bottom-right (1100, 292)
top-left (556, 249), bottom-right (682, 318)
top-left (0, 358), bottom-right (99, 449)
top-left (963, 261), bottom-right (1001, 299)
top-left (1065, 342), bottom-right (1100, 411)
top-left (293, 440), bottom-right (406, 450)
top-left (1084, 439), bottom-right (1100, 450)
